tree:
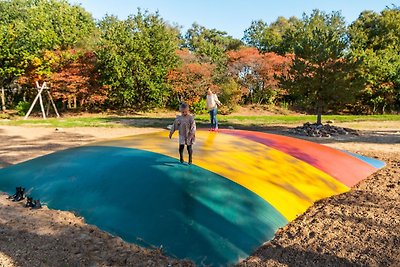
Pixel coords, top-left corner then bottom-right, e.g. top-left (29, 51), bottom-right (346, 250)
top-left (278, 10), bottom-right (362, 124)
top-left (96, 10), bottom-right (180, 110)
top-left (0, 0), bottom-right (96, 90)
top-left (348, 7), bottom-right (400, 113)
top-left (50, 51), bottom-right (109, 110)
top-left (19, 0), bottom-right (96, 51)
top-left (0, 21), bottom-right (27, 89)
top-left (227, 47), bottom-right (291, 105)
top-left (243, 16), bottom-right (300, 54)
top-left (185, 23), bottom-right (242, 63)
top-left (184, 23), bottom-right (242, 85)
top-left (167, 49), bottom-right (216, 107)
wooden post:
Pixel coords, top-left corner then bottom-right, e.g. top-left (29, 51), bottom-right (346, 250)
top-left (34, 81), bottom-right (47, 119)
top-left (38, 87), bottom-right (46, 119)
top-left (46, 90), bottom-right (60, 118)
top-left (1, 87), bottom-right (5, 112)
top-left (24, 83), bottom-right (46, 120)
top-left (24, 82), bottom-right (60, 119)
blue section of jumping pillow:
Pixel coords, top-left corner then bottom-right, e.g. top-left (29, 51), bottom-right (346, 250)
top-left (0, 146), bottom-right (287, 266)
top-left (342, 151), bottom-right (386, 169)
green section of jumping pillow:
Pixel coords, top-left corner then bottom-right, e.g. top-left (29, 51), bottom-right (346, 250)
top-left (0, 146), bottom-right (287, 266)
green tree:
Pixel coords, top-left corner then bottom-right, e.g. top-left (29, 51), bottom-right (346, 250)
top-left (0, 0), bottom-right (33, 88)
top-left (185, 23), bottom-right (242, 64)
top-left (0, 0), bottom-right (96, 88)
top-left (183, 23), bottom-right (243, 93)
top-left (243, 16), bottom-right (300, 53)
top-left (0, 21), bottom-right (27, 89)
top-left (96, 10), bottom-right (180, 110)
top-left (349, 7), bottom-right (400, 113)
top-left (279, 10), bottom-right (362, 124)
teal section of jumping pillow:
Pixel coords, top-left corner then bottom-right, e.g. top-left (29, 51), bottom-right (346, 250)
top-left (0, 146), bottom-right (287, 266)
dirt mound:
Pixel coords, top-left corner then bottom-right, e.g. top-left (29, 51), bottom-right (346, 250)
top-left (290, 122), bottom-right (360, 137)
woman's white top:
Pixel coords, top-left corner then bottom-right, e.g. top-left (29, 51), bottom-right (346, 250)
top-left (206, 94), bottom-right (221, 111)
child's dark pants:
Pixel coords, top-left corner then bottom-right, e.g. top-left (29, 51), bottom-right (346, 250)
top-left (179, 144), bottom-right (193, 164)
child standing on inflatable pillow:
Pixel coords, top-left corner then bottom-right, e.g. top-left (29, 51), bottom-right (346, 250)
top-left (206, 88), bottom-right (222, 131)
top-left (169, 102), bottom-right (196, 165)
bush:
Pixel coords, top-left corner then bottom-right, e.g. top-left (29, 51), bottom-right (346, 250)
top-left (16, 101), bottom-right (31, 116)
top-left (0, 113), bottom-right (11, 119)
top-left (218, 78), bottom-right (242, 114)
top-left (191, 99), bottom-right (207, 115)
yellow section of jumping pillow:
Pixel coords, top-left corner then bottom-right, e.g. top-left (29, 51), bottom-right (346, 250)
top-left (94, 131), bottom-right (349, 221)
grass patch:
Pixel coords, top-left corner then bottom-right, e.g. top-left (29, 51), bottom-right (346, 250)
top-left (0, 114), bottom-right (399, 128)
top-left (0, 116), bottom-right (177, 128)
top-left (0, 117), bottom-right (118, 128)
top-left (197, 114), bottom-right (400, 125)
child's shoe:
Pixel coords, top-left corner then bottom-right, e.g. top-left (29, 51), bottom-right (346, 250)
top-left (8, 187), bottom-right (20, 200)
top-left (12, 187), bottom-right (25, 202)
top-left (25, 197), bottom-right (34, 208)
top-left (33, 199), bottom-right (42, 209)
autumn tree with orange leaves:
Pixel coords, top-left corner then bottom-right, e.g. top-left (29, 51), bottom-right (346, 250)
top-left (167, 49), bottom-right (217, 111)
top-left (17, 50), bottom-right (108, 111)
top-left (227, 47), bottom-right (291, 105)
top-left (50, 51), bottom-right (109, 110)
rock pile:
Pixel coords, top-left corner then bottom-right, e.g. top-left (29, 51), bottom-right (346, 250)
top-left (290, 122), bottom-right (359, 138)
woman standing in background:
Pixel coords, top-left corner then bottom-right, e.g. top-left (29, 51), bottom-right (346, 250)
top-left (206, 88), bottom-right (222, 131)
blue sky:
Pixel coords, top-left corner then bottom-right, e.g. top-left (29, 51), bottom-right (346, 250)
top-left (72, 0), bottom-right (397, 39)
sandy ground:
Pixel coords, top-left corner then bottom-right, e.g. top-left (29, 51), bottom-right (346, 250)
top-left (0, 126), bottom-right (161, 168)
top-left (0, 122), bottom-right (399, 266)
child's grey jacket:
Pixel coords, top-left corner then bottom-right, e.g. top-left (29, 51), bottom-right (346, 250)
top-left (170, 115), bottom-right (196, 145)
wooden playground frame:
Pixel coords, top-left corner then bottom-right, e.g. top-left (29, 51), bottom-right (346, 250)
top-left (0, 82), bottom-right (60, 119)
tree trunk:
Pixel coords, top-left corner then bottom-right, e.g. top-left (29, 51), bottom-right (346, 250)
top-left (316, 104), bottom-right (323, 125)
top-left (1, 87), bottom-right (5, 112)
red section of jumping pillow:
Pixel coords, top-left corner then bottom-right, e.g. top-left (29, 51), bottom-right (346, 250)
top-left (219, 129), bottom-right (377, 187)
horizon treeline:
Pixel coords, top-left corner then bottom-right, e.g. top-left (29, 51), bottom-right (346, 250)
top-left (1, 0), bottom-right (399, 120)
